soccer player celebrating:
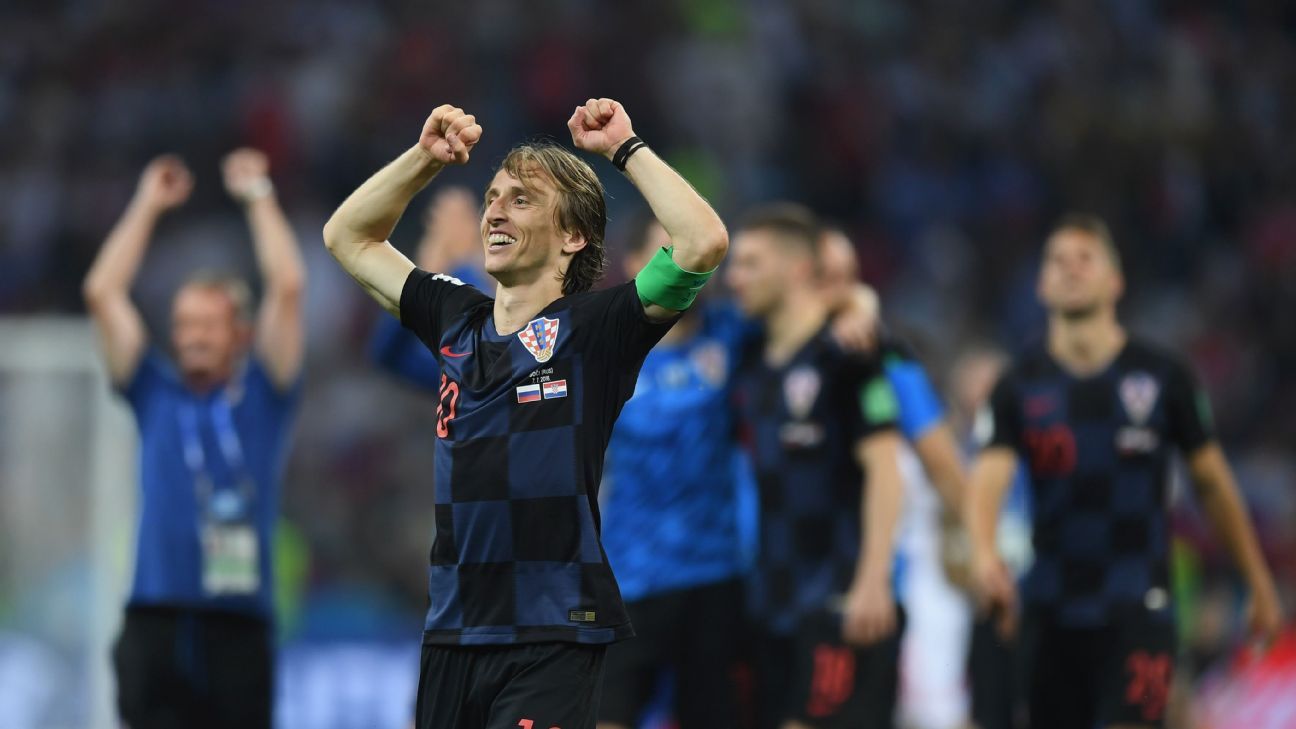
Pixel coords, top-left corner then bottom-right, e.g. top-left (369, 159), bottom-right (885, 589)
top-left (83, 150), bottom-right (305, 729)
top-left (726, 204), bottom-right (905, 729)
top-left (967, 215), bottom-right (1283, 729)
top-left (322, 99), bottom-right (728, 729)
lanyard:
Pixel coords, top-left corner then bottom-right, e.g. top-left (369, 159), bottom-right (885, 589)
top-left (176, 393), bottom-right (255, 517)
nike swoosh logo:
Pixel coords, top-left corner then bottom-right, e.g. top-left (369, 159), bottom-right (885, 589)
top-left (440, 346), bottom-right (471, 358)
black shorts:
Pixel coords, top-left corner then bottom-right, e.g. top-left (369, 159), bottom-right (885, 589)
top-left (967, 615), bottom-right (1024, 729)
top-left (599, 579), bottom-right (743, 729)
top-left (112, 605), bottom-right (273, 729)
top-left (753, 607), bottom-right (906, 729)
top-left (1020, 605), bottom-right (1176, 729)
top-left (416, 641), bottom-right (607, 729)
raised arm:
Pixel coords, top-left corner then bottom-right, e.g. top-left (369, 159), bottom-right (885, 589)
top-left (222, 149), bottom-right (306, 389)
top-left (1187, 444), bottom-right (1283, 643)
top-left (323, 105), bottom-right (482, 316)
top-left (568, 98), bottom-right (728, 319)
top-left (966, 447), bottom-right (1019, 637)
top-left (82, 156), bottom-right (193, 385)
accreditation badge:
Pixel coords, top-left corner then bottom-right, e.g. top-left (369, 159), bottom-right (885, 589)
top-left (200, 490), bottom-right (259, 595)
top-left (201, 522), bottom-right (260, 595)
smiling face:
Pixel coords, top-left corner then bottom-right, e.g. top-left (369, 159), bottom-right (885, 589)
top-left (480, 166), bottom-right (574, 289)
top-left (170, 283), bottom-right (250, 388)
top-left (480, 144), bottom-right (608, 296)
top-left (1037, 226), bottom-right (1124, 319)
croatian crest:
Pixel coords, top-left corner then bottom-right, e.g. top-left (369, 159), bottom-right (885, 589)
top-left (784, 366), bottom-right (821, 420)
top-left (1119, 372), bottom-right (1160, 426)
top-left (517, 317), bottom-right (560, 363)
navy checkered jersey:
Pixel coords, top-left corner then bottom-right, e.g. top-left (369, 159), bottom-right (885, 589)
top-left (984, 339), bottom-right (1214, 627)
top-left (399, 269), bottom-right (675, 645)
top-left (733, 326), bottom-right (900, 636)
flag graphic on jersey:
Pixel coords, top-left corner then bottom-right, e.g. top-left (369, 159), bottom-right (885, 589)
top-left (516, 383), bottom-right (542, 403)
top-left (518, 317), bottom-right (560, 363)
top-left (542, 380), bottom-right (568, 399)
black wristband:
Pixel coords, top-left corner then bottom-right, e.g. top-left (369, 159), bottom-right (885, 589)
top-left (612, 136), bottom-right (647, 171)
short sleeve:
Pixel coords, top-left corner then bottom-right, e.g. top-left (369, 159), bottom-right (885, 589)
top-left (400, 269), bottom-right (492, 352)
top-left (116, 349), bottom-right (172, 415)
top-left (600, 281), bottom-right (678, 366)
top-left (1164, 357), bottom-right (1214, 454)
top-left (841, 353), bottom-right (900, 444)
top-left (884, 358), bottom-right (946, 441)
top-left (981, 374), bottom-right (1021, 450)
top-left (245, 356), bottom-right (303, 407)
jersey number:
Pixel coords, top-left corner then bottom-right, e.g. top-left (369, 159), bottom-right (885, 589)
top-left (1023, 424), bottom-right (1077, 477)
top-left (1125, 650), bottom-right (1171, 721)
top-left (437, 375), bottom-right (460, 438)
top-left (806, 644), bottom-right (856, 718)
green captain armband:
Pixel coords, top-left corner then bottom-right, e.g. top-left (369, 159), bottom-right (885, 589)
top-left (634, 246), bottom-right (716, 311)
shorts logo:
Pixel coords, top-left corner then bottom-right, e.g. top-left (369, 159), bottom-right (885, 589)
top-left (784, 366), bottom-right (821, 420)
top-left (1120, 372), bottom-right (1160, 426)
top-left (516, 383), bottom-right (542, 403)
top-left (517, 317), bottom-right (560, 363)
top-left (542, 379), bottom-right (568, 399)
top-left (568, 609), bottom-right (596, 623)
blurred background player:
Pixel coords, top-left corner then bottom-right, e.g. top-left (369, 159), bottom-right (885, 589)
top-left (727, 204), bottom-right (905, 729)
top-left (323, 98), bottom-right (729, 729)
top-left (596, 218), bottom-right (752, 729)
top-left (369, 186), bottom-right (491, 387)
top-left (82, 150), bottom-right (305, 729)
top-left (966, 215), bottom-right (1283, 729)
top-left (947, 346), bottom-right (1033, 729)
top-left (820, 227), bottom-right (973, 729)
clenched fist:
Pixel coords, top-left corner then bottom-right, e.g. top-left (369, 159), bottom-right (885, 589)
top-left (567, 98), bottom-right (636, 160)
top-left (222, 148), bottom-right (273, 203)
top-left (419, 105), bottom-right (482, 165)
top-left (135, 155), bottom-right (193, 212)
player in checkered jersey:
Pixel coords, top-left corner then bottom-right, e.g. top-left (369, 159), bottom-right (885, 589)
top-left (727, 204), bottom-right (906, 729)
top-left (323, 99), bottom-right (728, 729)
top-left (966, 215), bottom-right (1283, 729)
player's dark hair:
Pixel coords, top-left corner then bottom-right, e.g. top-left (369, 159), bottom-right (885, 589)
top-left (1049, 213), bottom-right (1123, 274)
top-left (499, 143), bottom-right (607, 295)
top-left (736, 202), bottom-right (821, 253)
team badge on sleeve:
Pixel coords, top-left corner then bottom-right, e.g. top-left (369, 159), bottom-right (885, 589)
top-left (518, 317), bottom-right (560, 363)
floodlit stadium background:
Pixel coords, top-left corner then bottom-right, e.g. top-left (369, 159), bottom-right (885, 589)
top-left (1, 1), bottom-right (1294, 727)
